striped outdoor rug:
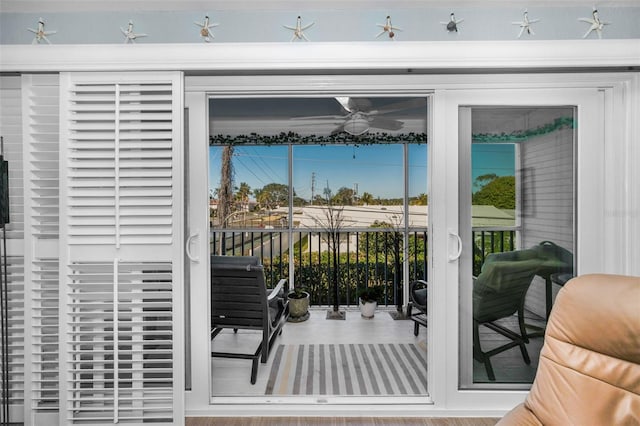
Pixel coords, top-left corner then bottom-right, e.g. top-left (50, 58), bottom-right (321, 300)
top-left (265, 343), bottom-right (427, 396)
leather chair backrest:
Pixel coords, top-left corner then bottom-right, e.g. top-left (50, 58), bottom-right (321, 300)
top-left (498, 273), bottom-right (640, 425)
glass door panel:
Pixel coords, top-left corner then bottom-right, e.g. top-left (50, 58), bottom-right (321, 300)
top-left (208, 96), bottom-right (430, 399)
top-left (459, 106), bottom-right (575, 388)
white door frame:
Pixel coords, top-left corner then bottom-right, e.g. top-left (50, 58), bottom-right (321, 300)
top-left (184, 72), bottom-right (636, 417)
top-left (439, 88), bottom-right (602, 409)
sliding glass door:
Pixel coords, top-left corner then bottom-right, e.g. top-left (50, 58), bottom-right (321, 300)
top-left (186, 81), bottom-right (605, 413)
top-left (206, 96), bottom-right (430, 399)
top-left (440, 89), bottom-right (602, 397)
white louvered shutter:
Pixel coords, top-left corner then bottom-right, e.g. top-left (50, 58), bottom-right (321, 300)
top-left (0, 75), bottom-right (26, 424)
top-left (59, 72), bottom-right (183, 426)
top-left (21, 73), bottom-right (61, 426)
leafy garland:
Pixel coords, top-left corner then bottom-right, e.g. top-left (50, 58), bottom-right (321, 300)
top-left (209, 116), bottom-right (573, 146)
top-left (210, 131), bottom-right (427, 146)
top-left (472, 117), bottom-right (574, 143)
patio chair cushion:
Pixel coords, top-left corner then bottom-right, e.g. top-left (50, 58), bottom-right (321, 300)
top-left (484, 241), bottom-right (573, 274)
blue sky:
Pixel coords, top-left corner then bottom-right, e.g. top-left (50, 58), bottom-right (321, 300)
top-left (209, 143), bottom-right (514, 201)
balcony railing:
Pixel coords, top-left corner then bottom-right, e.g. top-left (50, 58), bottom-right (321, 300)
top-left (211, 228), bottom-right (516, 308)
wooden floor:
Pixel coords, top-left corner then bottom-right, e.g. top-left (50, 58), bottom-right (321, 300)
top-left (186, 417), bottom-right (499, 426)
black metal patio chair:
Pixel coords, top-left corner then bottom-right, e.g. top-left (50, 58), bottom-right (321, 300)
top-left (407, 279), bottom-right (428, 336)
top-left (210, 256), bottom-right (289, 384)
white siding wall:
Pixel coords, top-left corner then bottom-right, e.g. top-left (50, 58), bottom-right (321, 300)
top-left (520, 123), bottom-right (574, 317)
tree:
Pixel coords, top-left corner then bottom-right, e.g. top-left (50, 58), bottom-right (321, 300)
top-left (307, 190), bottom-right (350, 319)
top-left (360, 191), bottom-right (374, 205)
top-left (254, 183), bottom-right (289, 211)
top-left (332, 186), bottom-right (355, 205)
top-left (218, 145), bottom-right (234, 226)
top-left (235, 182), bottom-right (251, 210)
top-left (410, 193), bottom-right (428, 205)
top-left (473, 173), bottom-right (498, 191)
top-left (293, 196), bottom-right (308, 207)
top-left (312, 194), bottom-right (328, 205)
top-left (472, 175), bottom-right (515, 209)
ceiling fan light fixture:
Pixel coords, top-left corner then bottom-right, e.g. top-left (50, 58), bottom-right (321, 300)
top-left (343, 117), bottom-right (370, 135)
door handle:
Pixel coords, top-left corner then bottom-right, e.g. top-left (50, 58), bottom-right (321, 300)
top-left (448, 229), bottom-right (462, 262)
top-left (186, 232), bottom-right (200, 263)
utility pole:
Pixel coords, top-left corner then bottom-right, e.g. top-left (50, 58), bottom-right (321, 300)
top-left (311, 172), bottom-right (316, 205)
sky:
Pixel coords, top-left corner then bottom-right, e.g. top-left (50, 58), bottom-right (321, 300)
top-left (209, 142), bottom-right (515, 201)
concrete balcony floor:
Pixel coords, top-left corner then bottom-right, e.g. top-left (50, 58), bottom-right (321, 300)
top-left (209, 307), bottom-right (544, 397)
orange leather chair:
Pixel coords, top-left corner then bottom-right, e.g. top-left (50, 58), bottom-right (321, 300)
top-left (498, 274), bottom-right (640, 425)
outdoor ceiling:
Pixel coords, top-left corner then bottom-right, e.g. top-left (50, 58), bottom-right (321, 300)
top-left (208, 100), bottom-right (573, 138)
top-left (471, 107), bottom-right (574, 135)
top-left (209, 97), bottom-right (428, 137)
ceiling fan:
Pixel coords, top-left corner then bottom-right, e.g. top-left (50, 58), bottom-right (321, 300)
top-left (291, 97), bottom-right (425, 136)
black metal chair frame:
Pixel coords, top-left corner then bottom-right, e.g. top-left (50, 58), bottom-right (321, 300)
top-left (407, 279), bottom-right (428, 336)
top-left (210, 256), bottom-right (289, 384)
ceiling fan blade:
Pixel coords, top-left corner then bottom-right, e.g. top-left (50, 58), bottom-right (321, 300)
top-left (291, 114), bottom-right (348, 121)
top-left (347, 97), bottom-right (374, 112)
top-left (374, 98), bottom-right (426, 114)
top-left (334, 97), bottom-right (353, 113)
top-left (369, 116), bottom-right (404, 131)
top-left (330, 123), bottom-right (346, 135)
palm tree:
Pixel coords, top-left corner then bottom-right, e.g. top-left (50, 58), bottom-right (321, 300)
top-left (235, 182), bottom-right (251, 210)
top-left (360, 191), bottom-right (374, 205)
top-left (218, 145), bottom-right (234, 226)
top-left (217, 145), bottom-right (234, 254)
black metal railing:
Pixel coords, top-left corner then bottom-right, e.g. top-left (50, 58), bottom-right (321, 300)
top-left (211, 229), bottom-right (427, 308)
top-left (211, 228), bottom-right (516, 307)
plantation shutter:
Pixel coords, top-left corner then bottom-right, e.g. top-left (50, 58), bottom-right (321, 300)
top-left (59, 72), bottom-right (184, 425)
top-left (21, 73), bottom-right (61, 426)
top-left (0, 75), bottom-right (26, 424)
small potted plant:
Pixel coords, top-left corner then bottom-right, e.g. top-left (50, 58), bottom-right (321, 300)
top-left (357, 286), bottom-right (383, 319)
top-left (287, 287), bottom-right (310, 322)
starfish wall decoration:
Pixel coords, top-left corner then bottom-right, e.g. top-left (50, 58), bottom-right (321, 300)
top-left (579, 8), bottom-right (610, 39)
top-left (27, 18), bottom-right (57, 44)
top-left (283, 16), bottom-right (314, 42)
top-left (121, 20), bottom-right (147, 43)
top-left (376, 16), bottom-right (402, 39)
top-left (512, 10), bottom-right (540, 38)
top-left (195, 16), bottom-right (219, 42)
top-left (441, 13), bottom-right (464, 33)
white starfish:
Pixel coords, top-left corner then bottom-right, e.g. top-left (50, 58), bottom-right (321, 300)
top-left (441, 13), bottom-right (464, 33)
top-left (195, 16), bottom-right (219, 42)
top-left (376, 15), bottom-right (402, 39)
top-left (512, 10), bottom-right (540, 38)
top-left (579, 8), bottom-right (610, 39)
top-left (284, 16), bottom-right (314, 42)
top-left (121, 20), bottom-right (147, 43)
top-left (27, 18), bottom-right (57, 44)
